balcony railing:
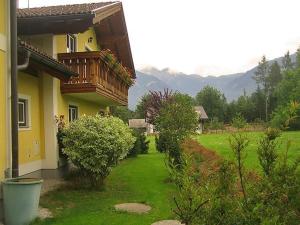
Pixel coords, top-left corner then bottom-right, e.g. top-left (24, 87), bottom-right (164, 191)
top-left (58, 51), bottom-right (129, 105)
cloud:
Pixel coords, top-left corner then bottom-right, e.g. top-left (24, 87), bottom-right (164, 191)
top-left (19, 0), bottom-right (300, 76)
top-left (195, 65), bottom-right (236, 77)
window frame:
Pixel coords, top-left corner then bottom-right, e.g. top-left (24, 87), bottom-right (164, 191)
top-left (18, 95), bottom-right (31, 130)
top-left (69, 105), bottom-right (79, 122)
top-left (66, 34), bottom-right (77, 53)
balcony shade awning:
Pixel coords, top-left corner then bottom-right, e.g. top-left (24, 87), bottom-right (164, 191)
top-left (18, 40), bottom-right (78, 80)
top-left (17, 2), bottom-right (135, 78)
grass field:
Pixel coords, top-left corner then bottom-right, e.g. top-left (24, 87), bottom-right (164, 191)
top-left (33, 138), bottom-right (176, 225)
top-left (195, 131), bottom-right (300, 170)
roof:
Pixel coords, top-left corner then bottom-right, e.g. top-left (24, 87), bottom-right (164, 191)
top-left (129, 119), bottom-right (148, 128)
top-left (17, 2), bottom-right (116, 18)
top-left (195, 106), bottom-right (209, 119)
top-left (17, 2), bottom-right (136, 78)
top-left (18, 40), bottom-right (78, 79)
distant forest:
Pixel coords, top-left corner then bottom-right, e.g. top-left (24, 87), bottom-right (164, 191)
top-left (112, 48), bottom-right (300, 130)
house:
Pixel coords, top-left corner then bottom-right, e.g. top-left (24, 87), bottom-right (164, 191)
top-left (0, 0), bottom-right (8, 182)
top-left (194, 106), bottom-right (208, 133)
top-left (0, 1), bottom-right (135, 180)
top-left (128, 119), bottom-right (154, 134)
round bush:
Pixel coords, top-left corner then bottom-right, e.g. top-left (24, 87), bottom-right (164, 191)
top-left (63, 115), bottom-right (135, 186)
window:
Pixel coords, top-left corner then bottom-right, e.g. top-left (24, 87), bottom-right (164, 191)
top-left (67, 34), bottom-right (77, 53)
top-left (18, 98), bottom-right (29, 128)
top-left (69, 105), bottom-right (78, 122)
top-left (99, 110), bottom-right (105, 116)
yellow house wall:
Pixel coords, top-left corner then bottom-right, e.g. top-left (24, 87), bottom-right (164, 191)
top-left (77, 27), bottom-right (100, 51)
top-left (18, 72), bottom-right (45, 165)
top-left (0, 52), bottom-right (6, 179)
top-left (55, 27), bottom-right (105, 118)
top-left (56, 80), bottom-right (104, 122)
top-left (0, 0), bottom-right (5, 34)
top-left (55, 27), bottom-right (100, 54)
top-left (0, 0), bottom-right (7, 179)
top-left (20, 34), bottom-right (53, 56)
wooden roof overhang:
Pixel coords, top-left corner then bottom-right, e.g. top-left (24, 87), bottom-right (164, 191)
top-left (17, 2), bottom-right (136, 78)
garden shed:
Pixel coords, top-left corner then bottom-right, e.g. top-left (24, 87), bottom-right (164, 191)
top-left (195, 106), bottom-right (209, 133)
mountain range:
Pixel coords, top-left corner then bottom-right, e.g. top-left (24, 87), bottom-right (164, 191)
top-left (128, 53), bottom-right (296, 110)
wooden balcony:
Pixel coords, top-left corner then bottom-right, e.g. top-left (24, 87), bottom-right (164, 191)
top-left (58, 51), bottom-right (130, 106)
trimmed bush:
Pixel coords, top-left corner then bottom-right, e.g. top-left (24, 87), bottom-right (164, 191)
top-left (63, 115), bottom-right (135, 186)
top-left (155, 134), bottom-right (168, 153)
top-left (128, 129), bottom-right (149, 157)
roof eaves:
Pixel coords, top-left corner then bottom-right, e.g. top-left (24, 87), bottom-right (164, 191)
top-left (92, 2), bottom-right (122, 24)
top-left (18, 40), bottom-right (78, 78)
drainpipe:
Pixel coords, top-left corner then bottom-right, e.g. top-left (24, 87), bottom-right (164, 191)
top-left (10, 0), bottom-right (18, 178)
top-left (18, 51), bottom-right (31, 70)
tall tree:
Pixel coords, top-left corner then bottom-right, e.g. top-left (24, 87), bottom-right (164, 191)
top-left (251, 86), bottom-right (265, 120)
top-left (282, 51), bottom-right (293, 70)
top-left (135, 94), bottom-right (151, 119)
top-left (144, 89), bottom-right (174, 124)
top-left (110, 106), bottom-right (134, 123)
top-left (195, 85), bottom-right (227, 121)
top-left (253, 56), bottom-right (270, 121)
top-left (296, 47), bottom-right (300, 69)
top-left (268, 61), bottom-right (282, 90)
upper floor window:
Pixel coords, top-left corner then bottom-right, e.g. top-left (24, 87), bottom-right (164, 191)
top-left (18, 97), bottom-right (30, 128)
top-left (69, 105), bottom-right (78, 122)
top-left (67, 34), bottom-right (77, 53)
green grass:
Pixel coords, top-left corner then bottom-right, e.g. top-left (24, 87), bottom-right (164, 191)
top-left (195, 131), bottom-right (300, 170)
top-left (33, 137), bottom-right (176, 225)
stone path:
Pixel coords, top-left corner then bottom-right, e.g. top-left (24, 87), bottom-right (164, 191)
top-left (114, 203), bottom-right (151, 214)
top-left (151, 220), bottom-right (184, 225)
top-left (41, 179), bottom-right (67, 196)
top-left (38, 207), bottom-right (53, 220)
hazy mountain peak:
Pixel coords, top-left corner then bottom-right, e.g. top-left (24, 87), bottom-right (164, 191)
top-left (129, 53), bottom-right (297, 110)
top-left (140, 66), bottom-right (161, 75)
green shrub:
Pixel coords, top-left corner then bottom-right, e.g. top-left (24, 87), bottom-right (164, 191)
top-left (155, 93), bottom-right (198, 166)
top-left (232, 113), bottom-right (247, 129)
top-left (63, 115), bottom-right (135, 187)
top-left (271, 101), bottom-right (300, 130)
top-left (128, 129), bottom-right (149, 157)
top-left (171, 154), bottom-right (208, 225)
top-left (139, 131), bottom-right (150, 154)
top-left (155, 134), bottom-right (168, 153)
top-left (173, 132), bottom-right (300, 225)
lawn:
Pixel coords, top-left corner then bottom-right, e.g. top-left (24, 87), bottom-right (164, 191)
top-left (33, 137), bottom-right (176, 225)
top-left (195, 131), bottom-right (300, 170)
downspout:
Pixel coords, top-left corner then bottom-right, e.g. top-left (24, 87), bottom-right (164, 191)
top-left (10, 0), bottom-right (18, 178)
top-left (10, 0), bottom-right (31, 178)
top-left (18, 51), bottom-right (31, 70)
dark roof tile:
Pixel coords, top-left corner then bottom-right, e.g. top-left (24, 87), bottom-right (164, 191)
top-left (18, 39), bottom-right (78, 77)
top-left (195, 106), bottom-right (209, 119)
top-left (17, 2), bottom-right (117, 18)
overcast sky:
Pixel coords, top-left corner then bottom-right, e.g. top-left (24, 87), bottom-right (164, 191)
top-left (19, 0), bottom-right (300, 76)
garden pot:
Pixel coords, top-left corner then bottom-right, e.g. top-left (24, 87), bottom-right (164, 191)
top-left (3, 178), bottom-right (43, 225)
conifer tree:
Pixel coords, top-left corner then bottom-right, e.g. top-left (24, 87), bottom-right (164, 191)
top-left (268, 61), bottom-right (282, 90)
top-left (253, 56), bottom-right (270, 121)
top-left (282, 51), bottom-right (293, 70)
top-left (296, 47), bottom-right (300, 69)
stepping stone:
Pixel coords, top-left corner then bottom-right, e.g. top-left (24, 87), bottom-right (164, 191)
top-left (39, 207), bottom-right (53, 220)
top-left (151, 220), bottom-right (184, 225)
top-left (114, 203), bottom-right (151, 214)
